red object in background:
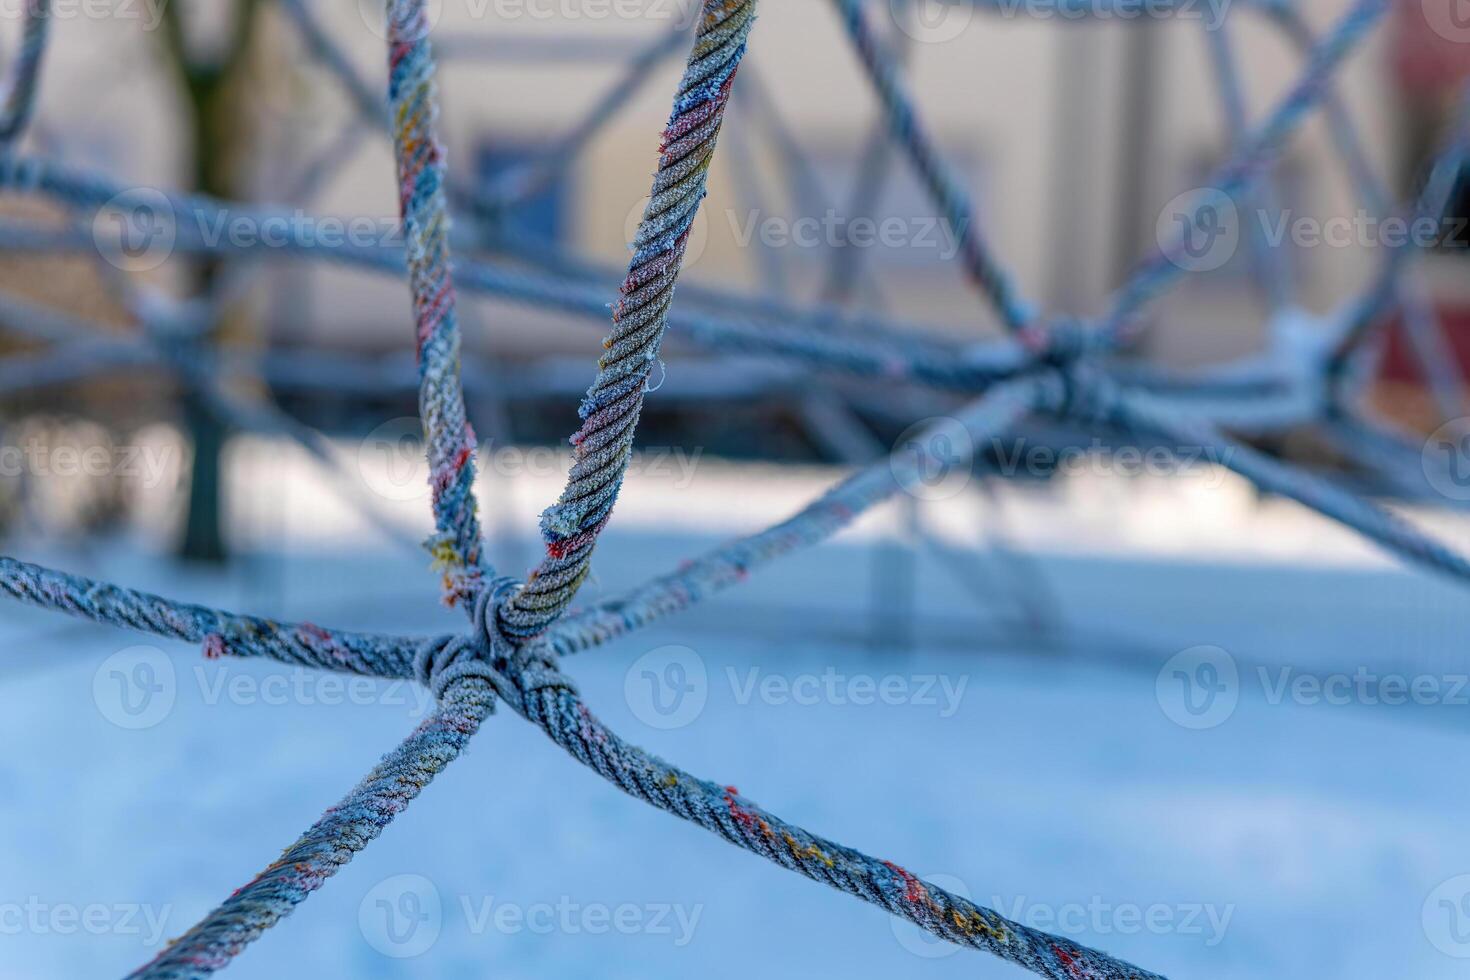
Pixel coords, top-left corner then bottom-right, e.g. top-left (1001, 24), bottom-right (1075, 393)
top-left (1394, 0), bottom-right (1470, 95)
top-left (1379, 303), bottom-right (1470, 383)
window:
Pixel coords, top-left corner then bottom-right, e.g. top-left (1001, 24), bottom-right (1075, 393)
top-left (472, 141), bottom-right (569, 246)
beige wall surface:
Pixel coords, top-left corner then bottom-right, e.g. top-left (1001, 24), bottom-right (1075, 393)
top-left (10, 0), bottom-right (1447, 368)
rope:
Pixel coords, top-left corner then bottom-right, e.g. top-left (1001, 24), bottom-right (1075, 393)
top-left (0, 0), bottom-right (48, 144)
top-left (1263, 5), bottom-right (1466, 420)
top-left (510, 679), bottom-right (1161, 980)
top-left (1043, 376), bottom-right (1470, 586)
top-left (387, 0), bottom-right (488, 606)
top-left (1099, 0), bottom-right (1389, 344)
top-left (0, 1), bottom-right (1465, 978)
top-left (545, 377), bottom-right (1042, 656)
top-left (125, 677), bottom-right (496, 980)
top-left (0, 555), bottom-right (421, 678)
top-left (0, 161), bottom-right (1041, 393)
top-left (495, 0), bottom-right (759, 640)
top-left (829, 0), bottom-right (1035, 337)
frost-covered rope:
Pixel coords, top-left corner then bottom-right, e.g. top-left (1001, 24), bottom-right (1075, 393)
top-left (125, 10), bottom-right (507, 972)
top-left (1204, 22), bottom-right (1292, 311)
top-left (495, 0), bottom-right (759, 639)
top-left (0, 160), bottom-right (1037, 393)
top-left (1265, 5), bottom-right (1465, 420)
top-left (1098, 0), bottom-right (1388, 345)
top-left (125, 677), bottom-right (495, 980)
top-left (0, 3), bottom-right (1463, 978)
top-left (0, 555), bottom-right (421, 677)
top-left (1045, 373), bottom-right (1470, 585)
top-left (491, 668), bottom-right (1162, 979)
top-left (829, 0), bottom-right (1035, 337)
top-left (0, 0), bottom-right (48, 144)
top-left (544, 377), bottom-right (1042, 656)
top-left (388, 0), bottom-right (487, 605)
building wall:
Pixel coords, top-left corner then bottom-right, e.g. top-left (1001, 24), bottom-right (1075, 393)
top-left (8, 0), bottom-right (1453, 371)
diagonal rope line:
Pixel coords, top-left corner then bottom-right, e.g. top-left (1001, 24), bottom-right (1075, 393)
top-left (829, 0), bottom-right (1035, 337)
top-left (501, 674), bottom-right (1163, 980)
top-left (0, 0), bottom-right (49, 144)
top-left (388, 0), bottom-right (488, 607)
top-left (124, 678), bottom-right (495, 980)
top-left (0, 555), bottom-right (421, 677)
top-left (545, 377), bottom-right (1043, 656)
top-left (1058, 377), bottom-right (1470, 586)
top-left (0, 160), bottom-right (1039, 394)
top-left (127, 9), bottom-right (507, 974)
top-left (1097, 0), bottom-right (1389, 345)
top-left (495, 0), bottom-right (760, 640)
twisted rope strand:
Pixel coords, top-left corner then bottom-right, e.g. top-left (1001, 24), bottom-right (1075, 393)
top-left (829, 0), bottom-right (1035, 336)
top-left (125, 677), bottom-right (496, 980)
top-left (502, 678), bottom-right (1162, 980)
top-left (1065, 380), bottom-right (1470, 586)
top-left (544, 377), bottom-right (1043, 656)
top-left (129, 13), bottom-right (506, 975)
top-left (0, 555), bottom-right (420, 678)
top-left (1098, 0), bottom-right (1388, 344)
top-left (388, 0), bottom-right (487, 606)
top-left (497, 0), bottom-right (759, 640)
top-left (0, 3), bottom-right (1463, 979)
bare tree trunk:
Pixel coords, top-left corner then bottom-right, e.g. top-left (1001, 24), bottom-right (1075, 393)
top-left (160, 0), bottom-right (260, 563)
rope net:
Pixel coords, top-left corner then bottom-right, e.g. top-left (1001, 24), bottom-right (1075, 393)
top-left (0, 0), bottom-right (1467, 976)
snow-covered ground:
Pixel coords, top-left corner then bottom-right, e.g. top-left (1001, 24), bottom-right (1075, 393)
top-left (3, 438), bottom-right (1470, 978)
